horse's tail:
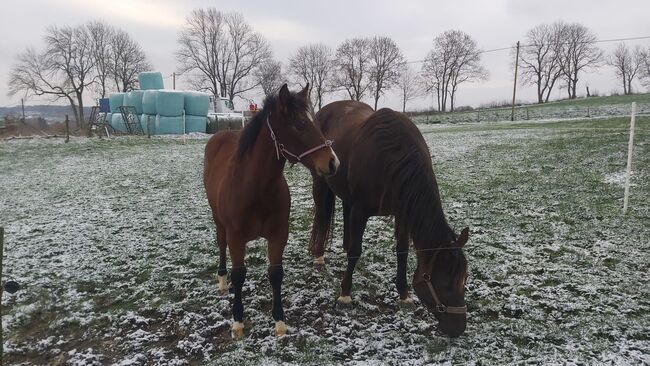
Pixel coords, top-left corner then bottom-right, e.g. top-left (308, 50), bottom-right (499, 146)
top-left (309, 176), bottom-right (336, 258)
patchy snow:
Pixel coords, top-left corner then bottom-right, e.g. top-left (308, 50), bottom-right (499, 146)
top-left (1, 117), bottom-right (649, 364)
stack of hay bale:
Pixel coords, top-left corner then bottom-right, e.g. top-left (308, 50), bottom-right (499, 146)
top-left (183, 92), bottom-right (209, 133)
top-left (106, 71), bottom-right (209, 135)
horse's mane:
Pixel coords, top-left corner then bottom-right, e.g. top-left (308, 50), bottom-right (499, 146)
top-left (361, 108), bottom-right (457, 247)
top-left (236, 92), bottom-right (308, 159)
top-left (360, 109), bottom-right (467, 279)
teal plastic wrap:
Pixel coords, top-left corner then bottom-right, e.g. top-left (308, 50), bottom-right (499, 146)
top-left (142, 90), bottom-right (158, 115)
top-left (124, 90), bottom-right (144, 114)
top-left (155, 115), bottom-right (184, 134)
top-left (156, 90), bottom-right (185, 117)
top-left (140, 114), bottom-right (156, 134)
top-left (111, 113), bottom-right (127, 132)
top-left (185, 115), bottom-right (207, 133)
top-left (138, 72), bottom-right (164, 90)
top-left (184, 91), bottom-right (210, 116)
top-left (109, 93), bottom-right (125, 113)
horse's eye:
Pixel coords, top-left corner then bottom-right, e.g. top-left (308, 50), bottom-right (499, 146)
top-left (295, 120), bottom-right (307, 131)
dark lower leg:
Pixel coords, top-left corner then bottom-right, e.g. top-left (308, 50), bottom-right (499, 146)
top-left (231, 266), bottom-right (247, 322)
top-left (340, 205), bottom-right (367, 298)
top-left (396, 252), bottom-right (409, 299)
top-left (268, 265), bottom-right (284, 321)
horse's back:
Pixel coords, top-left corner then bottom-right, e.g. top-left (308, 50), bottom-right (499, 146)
top-left (204, 130), bottom-right (241, 209)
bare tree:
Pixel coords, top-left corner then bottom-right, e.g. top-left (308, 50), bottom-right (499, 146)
top-left (110, 29), bottom-right (151, 92)
top-left (641, 47), bottom-right (650, 90)
top-left (8, 47), bottom-right (79, 120)
top-left (397, 64), bottom-right (422, 113)
top-left (608, 43), bottom-right (643, 95)
top-left (333, 38), bottom-right (372, 101)
top-left (519, 22), bottom-right (564, 103)
top-left (44, 25), bottom-right (95, 128)
top-left (256, 59), bottom-right (285, 96)
top-left (87, 21), bottom-right (115, 99)
top-left (176, 9), bottom-right (271, 103)
top-left (421, 30), bottom-right (486, 112)
top-left (289, 43), bottom-right (333, 109)
top-left (368, 36), bottom-right (404, 110)
top-left (557, 23), bottom-right (602, 99)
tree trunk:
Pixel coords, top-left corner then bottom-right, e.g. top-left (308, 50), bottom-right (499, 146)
top-left (77, 92), bottom-right (85, 129)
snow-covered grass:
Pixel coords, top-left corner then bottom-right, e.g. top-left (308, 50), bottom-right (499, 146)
top-left (1, 117), bottom-right (649, 365)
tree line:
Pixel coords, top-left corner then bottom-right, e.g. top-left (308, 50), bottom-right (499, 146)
top-left (9, 22), bottom-right (151, 128)
top-left (9, 8), bottom-right (650, 128)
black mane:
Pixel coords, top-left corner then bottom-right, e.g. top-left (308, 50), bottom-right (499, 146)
top-left (236, 92), bottom-right (308, 159)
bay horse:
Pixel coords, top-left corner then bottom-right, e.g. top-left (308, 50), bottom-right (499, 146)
top-left (204, 84), bottom-right (339, 339)
top-left (309, 101), bottom-right (469, 337)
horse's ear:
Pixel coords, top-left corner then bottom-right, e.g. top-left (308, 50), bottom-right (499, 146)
top-left (456, 227), bottom-right (469, 248)
top-left (278, 83), bottom-right (290, 108)
top-left (299, 83), bottom-right (310, 98)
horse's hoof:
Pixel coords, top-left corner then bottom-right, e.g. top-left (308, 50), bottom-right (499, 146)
top-left (400, 296), bottom-right (415, 306)
top-left (231, 322), bottom-right (244, 339)
top-left (313, 256), bottom-right (325, 266)
top-left (275, 321), bottom-right (288, 337)
top-left (217, 275), bottom-right (229, 294)
top-left (337, 295), bottom-right (352, 305)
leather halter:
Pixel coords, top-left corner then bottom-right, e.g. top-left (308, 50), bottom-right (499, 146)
top-left (414, 249), bottom-right (467, 315)
top-left (266, 113), bottom-right (333, 164)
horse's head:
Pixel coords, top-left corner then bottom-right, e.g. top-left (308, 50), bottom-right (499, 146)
top-left (269, 83), bottom-right (339, 176)
top-left (413, 227), bottom-right (469, 338)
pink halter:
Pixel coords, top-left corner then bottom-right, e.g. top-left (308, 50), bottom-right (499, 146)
top-left (266, 113), bottom-right (333, 164)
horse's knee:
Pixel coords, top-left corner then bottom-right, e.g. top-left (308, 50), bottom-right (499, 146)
top-left (268, 265), bottom-right (284, 286)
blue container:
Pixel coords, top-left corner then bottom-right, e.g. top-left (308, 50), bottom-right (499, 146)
top-left (99, 98), bottom-right (110, 113)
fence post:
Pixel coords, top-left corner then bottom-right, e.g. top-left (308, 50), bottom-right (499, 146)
top-left (1, 226), bottom-right (4, 364)
top-left (623, 102), bottom-right (636, 213)
top-left (510, 41), bottom-right (520, 122)
top-left (526, 107), bottom-right (529, 120)
top-left (65, 115), bottom-right (70, 143)
top-left (477, 110), bottom-right (480, 122)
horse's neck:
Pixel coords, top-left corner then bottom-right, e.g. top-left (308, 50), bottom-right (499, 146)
top-left (237, 122), bottom-right (286, 188)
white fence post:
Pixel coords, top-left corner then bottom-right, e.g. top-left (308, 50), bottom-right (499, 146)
top-left (623, 102), bottom-right (636, 213)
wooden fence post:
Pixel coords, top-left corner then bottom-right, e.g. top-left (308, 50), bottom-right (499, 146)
top-left (65, 115), bottom-right (70, 143)
top-left (623, 102), bottom-right (636, 213)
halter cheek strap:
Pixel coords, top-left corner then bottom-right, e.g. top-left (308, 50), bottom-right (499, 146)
top-left (415, 251), bottom-right (467, 315)
top-left (266, 113), bottom-right (333, 164)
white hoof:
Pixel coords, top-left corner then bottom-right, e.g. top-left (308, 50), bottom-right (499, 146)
top-left (231, 321), bottom-right (244, 339)
top-left (218, 275), bottom-right (229, 293)
top-left (313, 256), bottom-right (325, 265)
top-left (275, 320), bottom-right (288, 336)
top-left (337, 295), bottom-right (352, 305)
top-left (400, 296), bottom-right (414, 305)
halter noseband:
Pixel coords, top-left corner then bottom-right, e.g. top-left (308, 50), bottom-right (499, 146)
top-left (266, 113), bottom-right (333, 164)
top-left (414, 249), bottom-right (467, 315)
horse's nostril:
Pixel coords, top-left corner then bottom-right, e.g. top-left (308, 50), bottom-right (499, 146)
top-left (328, 158), bottom-right (337, 174)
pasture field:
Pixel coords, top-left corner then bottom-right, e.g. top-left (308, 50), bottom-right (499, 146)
top-left (1, 116), bottom-right (649, 365)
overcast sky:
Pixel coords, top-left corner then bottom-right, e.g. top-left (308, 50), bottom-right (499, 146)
top-left (1, 0), bottom-right (649, 111)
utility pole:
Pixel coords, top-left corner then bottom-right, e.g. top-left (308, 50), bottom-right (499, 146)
top-left (21, 98), bottom-right (25, 123)
top-left (173, 73), bottom-right (176, 90)
top-left (511, 41), bottom-right (520, 122)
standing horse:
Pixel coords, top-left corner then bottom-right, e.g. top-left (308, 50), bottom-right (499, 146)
top-left (204, 84), bottom-right (339, 339)
top-left (309, 101), bottom-right (469, 337)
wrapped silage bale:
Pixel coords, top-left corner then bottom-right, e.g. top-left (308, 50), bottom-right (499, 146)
top-left (185, 115), bottom-right (207, 133)
top-left (184, 91), bottom-right (210, 116)
top-left (109, 93), bottom-right (126, 113)
top-left (142, 90), bottom-right (158, 115)
top-left (156, 90), bottom-right (185, 117)
top-left (124, 90), bottom-right (144, 114)
top-left (104, 112), bottom-right (112, 124)
top-left (140, 114), bottom-right (156, 134)
top-left (156, 115), bottom-right (184, 135)
top-left (138, 72), bottom-right (164, 90)
top-left (111, 114), bottom-right (127, 132)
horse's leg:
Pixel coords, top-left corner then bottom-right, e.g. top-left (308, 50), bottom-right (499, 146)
top-left (338, 204), bottom-right (368, 304)
top-left (267, 231), bottom-right (288, 336)
top-left (310, 176), bottom-right (335, 265)
top-left (216, 224), bottom-right (229, 294)
top-left (395, 219), bottom-right (412, 303)
top-left (342, 201), bottom-right (351, 253)
top-left (227, 232), bottom-right (247, 339)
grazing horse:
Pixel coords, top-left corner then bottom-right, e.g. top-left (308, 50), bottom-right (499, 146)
top-left (309, 101), bottom-right (469, 337)
top-left (204, 84), bottom-right (339, 339)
